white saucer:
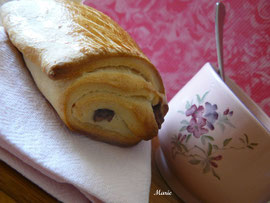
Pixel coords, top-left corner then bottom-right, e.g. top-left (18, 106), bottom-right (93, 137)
top-left (155, 147), bottom-right (201, 203)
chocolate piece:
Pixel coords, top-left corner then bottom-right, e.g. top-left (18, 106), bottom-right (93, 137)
top-left (153, 104), bottom-right (168, 129)
top-left (94, 109), bottom-right (115, 122)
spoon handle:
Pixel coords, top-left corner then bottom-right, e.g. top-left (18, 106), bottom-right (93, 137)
top-left (215, 2), bottom-right (226, 81)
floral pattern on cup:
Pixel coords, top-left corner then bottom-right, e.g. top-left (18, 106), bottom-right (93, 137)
top-left (171, 91), bottom-right (259, 180)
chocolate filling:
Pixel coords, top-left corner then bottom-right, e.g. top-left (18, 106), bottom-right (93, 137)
top-left (94, 109), bottom-right (115, 122)
top-left (153, 104), bottom-right (168, 129)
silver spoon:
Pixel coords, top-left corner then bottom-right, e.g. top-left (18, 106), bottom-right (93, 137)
top-left (215, 2), bottom-right (226, 81)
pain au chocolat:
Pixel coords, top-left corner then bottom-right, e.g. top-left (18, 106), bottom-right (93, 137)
top-left (0, 0), bottom-right (168, 146)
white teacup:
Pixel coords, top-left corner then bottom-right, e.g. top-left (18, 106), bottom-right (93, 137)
top-left (156, 63), bottom-right (270, 203)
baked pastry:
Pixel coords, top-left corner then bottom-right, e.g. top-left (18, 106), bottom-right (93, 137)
top-left (0, 0), bottom-right (168, 146)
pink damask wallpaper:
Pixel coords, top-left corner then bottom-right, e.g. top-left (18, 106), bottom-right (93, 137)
top-left (84, 0), bottom-right (270, 116)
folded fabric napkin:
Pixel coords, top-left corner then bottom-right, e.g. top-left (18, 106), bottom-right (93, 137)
top-left (0, 25), bottom-right (151, 203)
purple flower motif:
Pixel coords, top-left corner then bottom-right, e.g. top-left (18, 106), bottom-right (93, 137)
top-left (204, 102), bottom-right (219, 130)
top-left (177, 133), bottom-right (187, 143)
top-left (186, 104), bottom-right (204, 119)
top-left (187, 117), bottom-right (209, 138)
top-left (212, 155), bottom-right (223, 161)
top-left (210, 155), bottom-right (223, 168)
top-left (224, 108), bottom-right (233, 116)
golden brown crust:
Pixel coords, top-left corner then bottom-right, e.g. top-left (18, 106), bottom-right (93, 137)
top-left (0, 0), bottom-right (164, 91)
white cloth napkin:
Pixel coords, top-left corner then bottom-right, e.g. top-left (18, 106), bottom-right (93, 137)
top-left (0, 25), bottom-right (151, 203)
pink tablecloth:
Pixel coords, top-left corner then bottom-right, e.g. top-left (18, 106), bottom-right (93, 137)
top-left (84, 0), bottom-right (270, 116)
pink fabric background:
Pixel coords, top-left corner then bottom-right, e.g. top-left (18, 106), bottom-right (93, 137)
top-left (84, 0), bottom-right (270, 116)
